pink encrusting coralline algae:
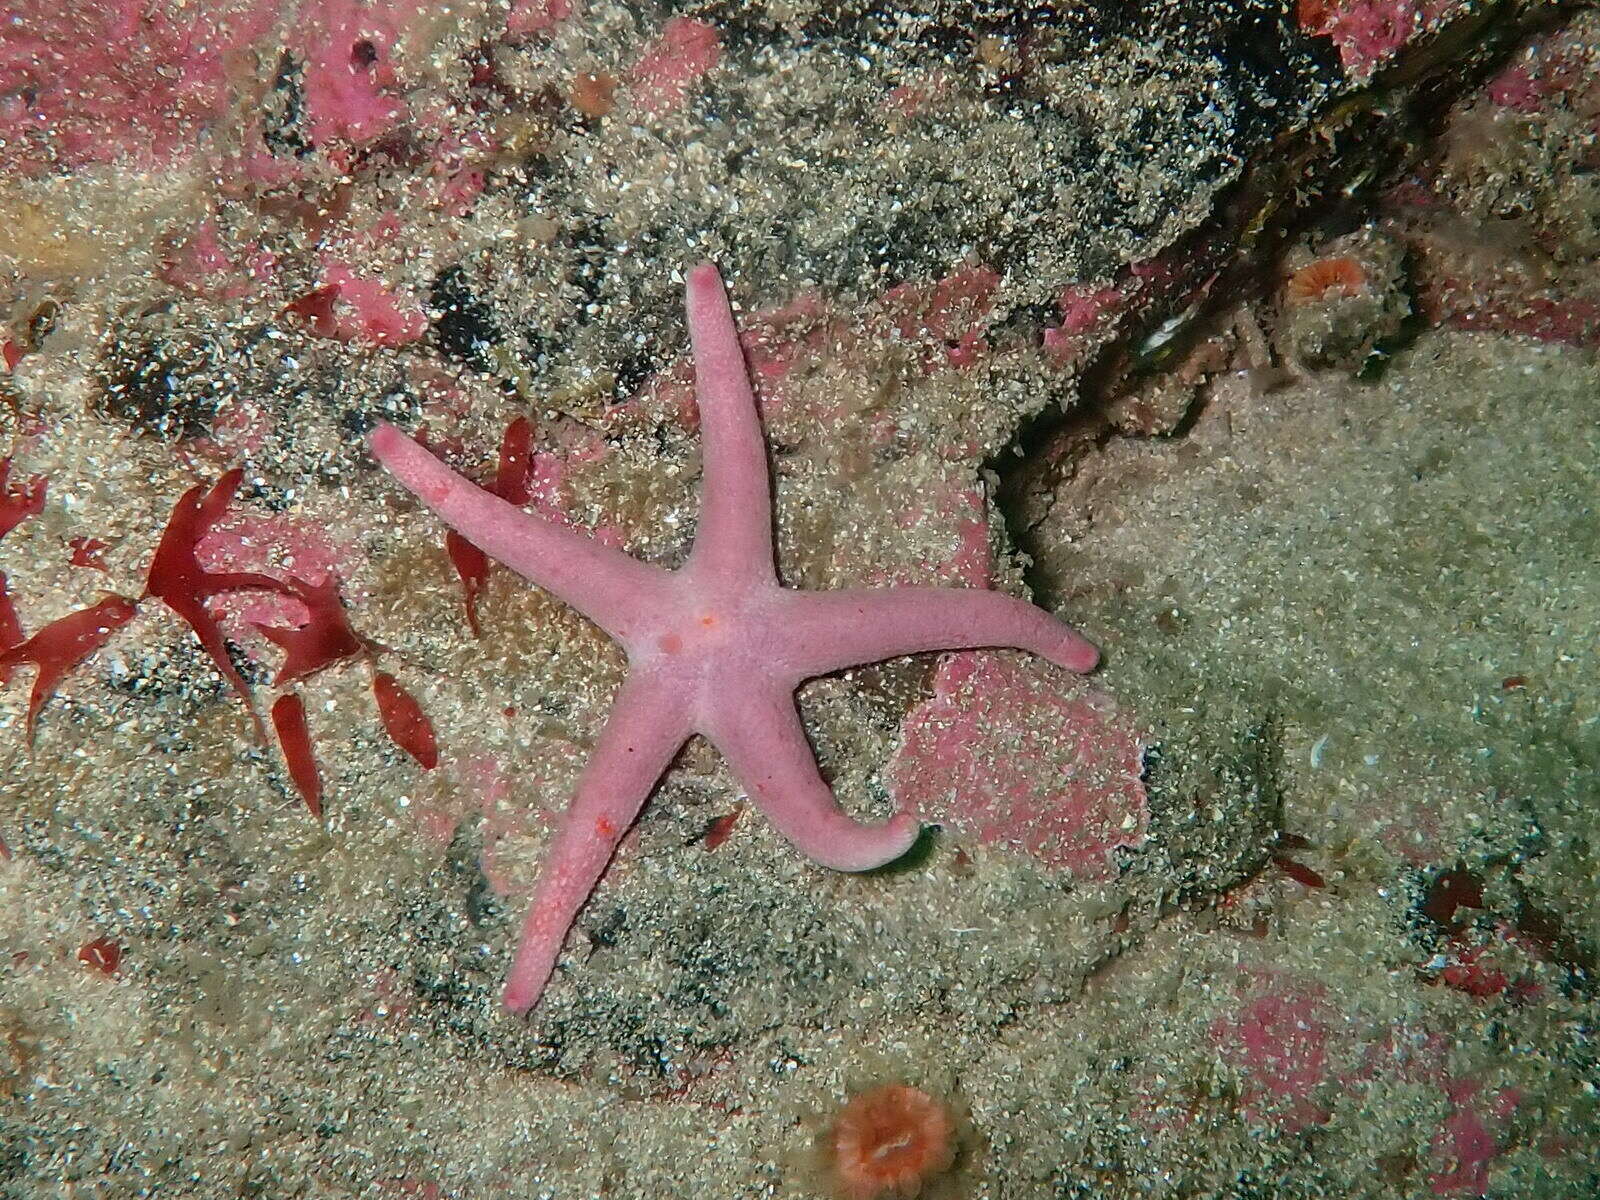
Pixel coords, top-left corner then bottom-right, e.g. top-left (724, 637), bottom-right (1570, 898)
top-left (887, 652), bottom-right (1148, 878)
top-left (369, 263), bottom-right (1105, 1015)
top-left (0, 0), bottom-right (278, 173)
top-left (1295, 0), bottom-right (1469, 78)
top-left (627, 17), bottom-right (721, 116)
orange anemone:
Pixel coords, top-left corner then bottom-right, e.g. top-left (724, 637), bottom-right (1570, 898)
top-left (828, 1084), bottom-right (957, 1200)
top-left (1287, 256), bottom-right (1368, 303)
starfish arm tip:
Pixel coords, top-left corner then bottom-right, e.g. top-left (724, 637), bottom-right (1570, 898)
top-left (498, 915), bottom-right (566, 1019)
top-left (839, 810), bottom-right (922, 872)
top-left (778, 803), bottom-right (923, 873)
top-left (685, 261), bottom-right (734, 336)
top-left (687, 261), bottom-right (720, 291)
top-left (1061, 635), bottom-right (1100, 674)
top-left (367, 421), bottom-right (406, 461)
top-left (501, 979), bottom-right (537, 1016)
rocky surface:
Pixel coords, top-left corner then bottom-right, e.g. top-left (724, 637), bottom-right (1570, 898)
top-left (1, 1), bottom-right (1596, 1197)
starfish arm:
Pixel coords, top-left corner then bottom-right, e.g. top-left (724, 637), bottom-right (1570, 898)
top-left (773, 586), bottom-right (1100, 679)
top-left (369, 423), bottom-right (670, 641)
top-left (502, 672), bottom-right (691, 1015)
top-left (683, 263), bottom-right (776, 585)
top-left (703, 683), bottom-right (920, 872)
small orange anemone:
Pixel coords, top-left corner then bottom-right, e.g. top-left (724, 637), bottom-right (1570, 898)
top-left (1287, 256), bottom-right (1368, 303)
top-left (828, 1084), bottom-right (957, 1200)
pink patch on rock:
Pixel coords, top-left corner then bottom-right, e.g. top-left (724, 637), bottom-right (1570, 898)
top-left (159, 220), bottom-right (259, 300)
top-left (1298, 0), bottom-right (1467, 79)
top-left (883, 72), bottom-right (951, 118)
top-left (506, 0), bottom-right (572, 37)
top-left (1057, 284), bottom-right (1124, 334)
top-left (1044, 281), bottom-right (1127, 363)
top-left (297, 0), bottom-right (426, 146)
top-left (887, 651), bottom-right (1147, 877)
top-left (1304, 0), bottom-right (1415, 74)
top-left (1485, 62), bottom-right (1545, 113)
top-left (881, 264), bottom-right (1002, 369)
top-left (291, 261), bottom-right (428, 346)
top-left (1417, 277), bottom-right (1600, 349)
top-left (877, 481), bottom-right (992, 589)
top-left (628, 18), bottom-right (720, 116)
top-left (1351, 1029), bottom-right (1522, 1192)
top-left (1210, 973), bottom-right (1335, 1132)
top-left (0, 0), bottom-right (277, 174)
top-left (1430, 1081), bottom-right (1520, 1196)
top-left (944, 491), bottom-right (991, 588)
top-left (1483, 26), bottom-right (1595, 114)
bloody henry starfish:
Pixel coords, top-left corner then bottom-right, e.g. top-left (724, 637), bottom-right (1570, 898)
top-left (369, 263), bottom-right (1101, 1015)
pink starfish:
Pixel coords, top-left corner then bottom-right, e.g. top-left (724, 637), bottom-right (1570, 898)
top-left (369, 264), bottom-right (1100, 1015)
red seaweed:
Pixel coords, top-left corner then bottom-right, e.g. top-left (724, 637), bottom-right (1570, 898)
top-left (68, 537), bottom-right (109, 570)
top-left (271, 693), bottom-right (323, 818)
top-left (1, 463), bottom-right (439, 823)
top-left (1274, 855), bottom-right (1328, 889)
top-left (0, 573), bottom-right (21, 669)
top-left (0, 595), bottom-right (140, 741)
top-left (1437, 947), bottom-right (1510, 998)
top-left (255, 576), bottom-right (370, 685)
top-left (700, 807), bottom-right (742, 850)
top-left (371, 671), bottom-right (438, 769)
top-left (283, 285), bottom-right (341, 337)
top-left (446, 417), bottom-right (533, 636)
top-left (144, 469), bottom-right (292, 736)
top-left (1423, 866), bottom-right (1486, 930)
top-left (0, 458), bottom-right (45, 541)
top-left (77, 937), bottom-right (122, 975)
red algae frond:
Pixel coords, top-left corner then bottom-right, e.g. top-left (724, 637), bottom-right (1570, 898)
top-left (254, 576), bottom-right (371, 685)
top-left (827, 1084), bottom-right (959, 1200)
top-left (0, 458), bottom-right (45, 539)
top-left (0, 456), bottom-right (44, 672)
top-left (2, 463), bottom-right (436, 819)
top-left (76, 937), bottom-right (123, 976)
top-left (445, 416), bottom-right (534, 637)
top-left (0, 577), bottom-right (21, 665)
top-left (0, 595), bottom-right (139, 742)
top-left (372, 671), bottom-right (439, 770)
top-left (271, 694), bottom-right (323, 818)
top-left (144, 469), bottom-right (289, 735)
